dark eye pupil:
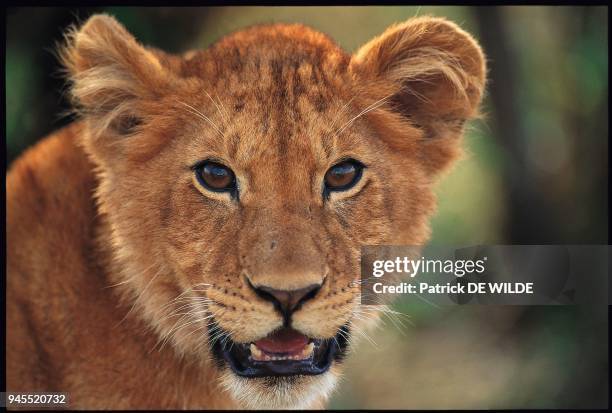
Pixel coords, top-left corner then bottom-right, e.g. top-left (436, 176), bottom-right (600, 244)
top-left (325, 161), bottom-right (359, 189)
top-left (199, 162), bottom-right (235, 190)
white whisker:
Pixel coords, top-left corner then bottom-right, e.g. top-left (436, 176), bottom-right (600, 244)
top-left (177, 100), bottom-right (225, 138)
top-left (334, 94), bottom-right (392, 137)
top-left (203, 89), bottom-right (229, 126)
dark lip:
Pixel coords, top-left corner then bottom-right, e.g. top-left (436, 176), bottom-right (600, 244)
top-left (210, 323), bottom-right (351, 378)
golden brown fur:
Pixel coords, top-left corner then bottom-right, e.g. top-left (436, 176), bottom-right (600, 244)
top-left (7, 14), bottom-right (486, 409)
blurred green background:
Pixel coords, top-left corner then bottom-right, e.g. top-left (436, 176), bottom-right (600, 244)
top-left (6, 6), bottom-right (608, 409)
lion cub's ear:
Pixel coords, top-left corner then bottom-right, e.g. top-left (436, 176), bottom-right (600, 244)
top-left (60, 14), bottom-right (171, 137)
top-left (350, 17), bottom-right (486, 175)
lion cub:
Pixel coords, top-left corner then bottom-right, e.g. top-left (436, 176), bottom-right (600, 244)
top-left (7, 14), bottom-right (485, 409)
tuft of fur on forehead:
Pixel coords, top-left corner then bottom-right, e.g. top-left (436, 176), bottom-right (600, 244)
top-left (8, 13), bottom-right (486, 409)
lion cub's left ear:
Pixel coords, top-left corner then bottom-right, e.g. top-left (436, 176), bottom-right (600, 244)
top-left (350, 17), bottom-right (486, 175)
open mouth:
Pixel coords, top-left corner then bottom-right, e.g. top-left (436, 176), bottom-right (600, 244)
top-left (211, 325), bottom-right (350, 378)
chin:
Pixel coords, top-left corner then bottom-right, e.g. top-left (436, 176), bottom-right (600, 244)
top-left (219, 368), bottom-right (340, 409)
top-left (209, 323), bottom-right (351, 409)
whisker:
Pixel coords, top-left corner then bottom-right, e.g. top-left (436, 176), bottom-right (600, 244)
top-left (115, 265), bottom-right (164, 328)
top-left (176, 100), bottom-right (224, 138)
top-left (157, 307), bottom-right (212, 352)
top-left (104, 261), bottom-right (159, 290)
top-left (334, 94), bottom-right (392, 137)
top-left (328, 95), bottom-right (357, 132)
top-left (215, 93), bottom-right (231, 121)
top-left (348, 320), bottom-right (378, 348)
top-left (413, 293), bottom-right (441, 309)
top-left (203, 89), bottom-right (229, 126)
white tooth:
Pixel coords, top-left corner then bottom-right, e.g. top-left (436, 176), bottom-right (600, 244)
top-left (250, 344), bottom-right (264, 360)
top-left (302, 342), bottom-right (315, 357)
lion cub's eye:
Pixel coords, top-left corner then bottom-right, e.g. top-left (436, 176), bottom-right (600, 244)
top-left (195, 161), bottom-right (236, 193)
top-left (324, 159), bottom-right (364, 194)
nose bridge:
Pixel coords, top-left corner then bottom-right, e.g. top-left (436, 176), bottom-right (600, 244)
top-left (244, 205), bottom-right (325, 291)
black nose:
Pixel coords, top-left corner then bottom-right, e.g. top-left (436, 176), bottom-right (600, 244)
top-left (251, 283), bottom-right (321, 321)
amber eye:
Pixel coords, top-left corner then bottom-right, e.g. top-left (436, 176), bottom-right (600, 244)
top-left (324, 159), bottom-right (364, 195)
top-left (195, 161), bottom-right (236, 193)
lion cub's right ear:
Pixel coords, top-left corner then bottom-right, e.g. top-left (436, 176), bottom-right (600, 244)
top-left (60, 14), bottom-right (172, 137)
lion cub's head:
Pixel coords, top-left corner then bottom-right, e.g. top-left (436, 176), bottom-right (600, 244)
top-left (61, 14), bottom-right (485, 409)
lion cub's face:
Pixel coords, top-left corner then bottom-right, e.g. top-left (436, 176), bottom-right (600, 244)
top-left (62, 15), bottom-right (485, 408)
